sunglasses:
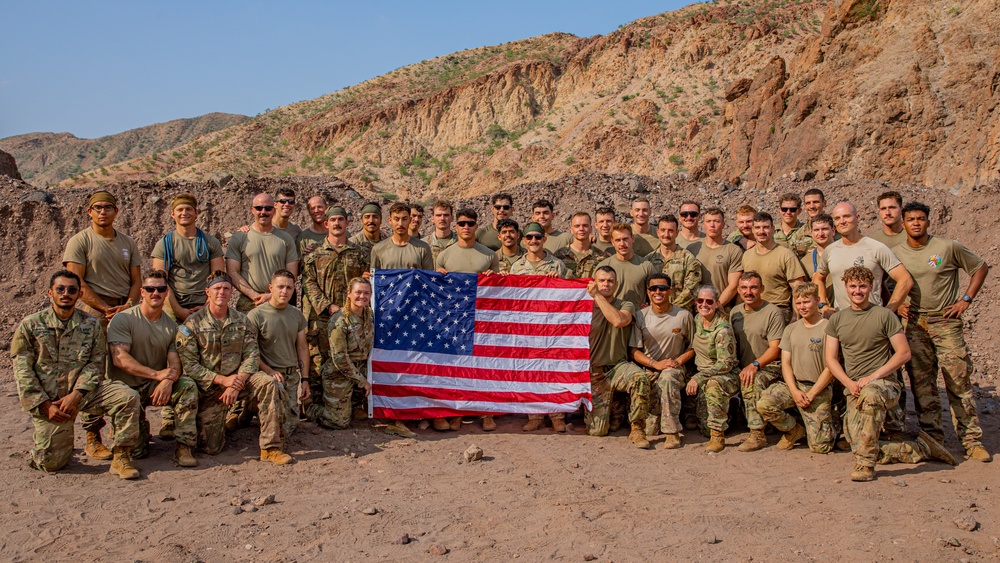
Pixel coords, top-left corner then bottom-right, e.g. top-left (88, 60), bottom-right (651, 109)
top-left (142, 285), bottom-right (169, 293)
top-left (456, 220), bottom-right (477, 227)
top-left (679, 211), bottom-right (699, 218)
top-left (523, 234), bottom-right (544, 240)
top-left (696, 298), bottom-right (716, 305)
top-left (276, 199), bottom-right (295, 205)
top-left (53, 285), bottom-right (79, 295)
top-left (493, 204), bottom-right (512, 210)
top-left (647, 285), bottom-right (670, 292)
top-left (780, 206), bottom-right (799, 213)
top-left (253, 205), bottom-right (275, 212)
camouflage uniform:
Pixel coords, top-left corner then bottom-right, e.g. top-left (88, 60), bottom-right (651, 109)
top-left (774, 221), bottom-right (813, 258)
top-left (176, 307), bottom-right (285, 455)
top-left (843, 378), bottom-right (935, 468)
top-left (553, 245), bottom-right (608, 280)
top-left (10, 308), bottom-right (140, 471)
top-left (349, 231), bottom-right (382, 262)
top-left (691, 314), bottom-right (740, 435)
top-left (128, 378), bottom-right (199, 458)
top-left (905, 315), bottom-right (983, 449)
top-left (644, 366), bottom-right (693, 435)
top-left (757, 382), bottom-right (835, 453)
top-left (300, 239), bottom-right (369, 402)
top-left (586, 361), bottom-right (650, 437)
top-left (495, 247), bottom-right (526, 274)
top-left (644, 248), bottom-right (703, 309)
top-left (423, 232), bottom-right (458, 265)
top-left (306, 308), bottom-right (374, 429)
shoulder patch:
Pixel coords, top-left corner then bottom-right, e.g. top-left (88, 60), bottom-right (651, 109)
top-left (178, 325), bottom-right (193, 337)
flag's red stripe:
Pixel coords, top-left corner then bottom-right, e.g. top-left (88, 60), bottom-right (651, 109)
top-left (473, 321), bottom-right (590, 336)
top-left (476, 297), bottom-right (592, 313)
top-left (472, 344), bottom-right (589, 360)
top-left (373, 406), bottom-right (587, 419)
top-left (371, 360), bottom-right (590, 383)
top-left (373, 384), bottom-right (587, 404)
top-left (477, 274), bottom-right (591, 289)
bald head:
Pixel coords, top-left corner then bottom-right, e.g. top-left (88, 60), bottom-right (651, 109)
top-left (831, 201), bottom-right (860, 238)
top-left (251, 193), bottom-right (275, 228)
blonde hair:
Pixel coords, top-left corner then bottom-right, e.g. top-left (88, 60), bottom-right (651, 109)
top-left (344, 277), bottom-right (373, 322)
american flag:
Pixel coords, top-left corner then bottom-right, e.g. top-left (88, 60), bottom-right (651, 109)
top-left (368, 269), bottom-right (594, 419)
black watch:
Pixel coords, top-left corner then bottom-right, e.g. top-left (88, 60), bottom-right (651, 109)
top-left (962, 294), bottom-right (973, 303)
top-left (752, 361), bottom-right (760, 368)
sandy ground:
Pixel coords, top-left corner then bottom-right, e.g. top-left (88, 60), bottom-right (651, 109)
top-left (0, 374), bottom-right (997, 563)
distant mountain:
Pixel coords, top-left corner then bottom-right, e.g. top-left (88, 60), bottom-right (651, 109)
top-left (37, 0), bottom-right (1000, 196)
top-left (0, 112), bottom-right (248, 186)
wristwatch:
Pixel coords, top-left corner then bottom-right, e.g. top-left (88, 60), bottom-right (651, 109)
top-left (962, 294), bottom-right (973, 303)
top-left (818, 302), bottom-right (828, 309)
top-left (752, 361), bottom-right (760, 368)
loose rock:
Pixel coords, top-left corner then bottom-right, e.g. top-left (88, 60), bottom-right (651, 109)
top-left (891, 478), bottom-right (907, 487)
top-left (583, 555), bottom-right (597, 561)
top-left (954, 513), bottom-right (979, 532)
top-left (362, 507), bottom-right (378, 515)
top-left (705, 533), bottom-right (719, 544)
top-left (428, 544), bottom-right (449, 555)
top-left (463, 445), bottom-right (484, 463)
top-left (253, 494), bottom-right (275, 507)
top-left (394, 533), bottom-right (412, 545)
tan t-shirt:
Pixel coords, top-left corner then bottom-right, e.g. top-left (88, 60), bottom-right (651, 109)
top-left (868, 228), bottom-right (907, 249)
top-left (689, 240), bottom-right (743, 297)
top-left (592, 240), bottom-right (614, 256)
top-left (596, 254), bottom-right (658, 309)
top-left (475, 224), bottom-right (501, 251)
top-left (892, 235), bottom-right (984, 313)
top-left (729, 301), bottom-right (785, 369)
top-left (826, 304), bottom-right (903, 381)
top-left (629, 305), bottom-right (695, 361)
top-left (277, 222), bottom-right (302, 240)
top-left (436, 243), bottom-right (500, 274)
top-left (741, 244), bottom-right (806, 307)
top-left (106, 305), bottom-right (177, 388)
top-left (817, 236), bottom-right (900, 309)
top-left (225, 228), bottom-right (299, 293)
top-left (779, 318), bottom-right (828, 383)
top-left (590, 298), bottom-right (635, 367)
top-left (370, 237), bottom-right (434, 270)
top-left (677, 232), bottom-right (702, 250)
top-left (248, 302), bottom-right (307, 369)
top-left (63, 228), bottom-right (141, 299)
top-left (297, 227), bottom-right (327, 258)
top-left (152, 230), bottom-right (225, 308)
top-left (632, 231), bottom-right (659, 257)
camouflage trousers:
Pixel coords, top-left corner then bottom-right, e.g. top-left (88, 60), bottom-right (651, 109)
top-left (644, 367), bottom-right (692, 435)
top-left (741, 367), bottom-right (783, 430)
top-left (129, 376), bottom-right (199, 457)
top-left (273, 367), bottom-right (303, 438)
top-left (197, 372), bottom-right (286, 455)
top-left (235, 294), bottom-right (258, 314)
top-left (693, 371), bottom-right (740, 435)
top-left (303, 316), bottom-right (331, 409)
top-left (905, 316), bottom-right (983, 449)
top-left (306, 364), bottom-right (367, 430)
top-left (843, 378), bottom-right (931, 468)
top-left (29, 380), bottom-right (140, 472)
top-left (757, 380), bottom-right (835, 453)
top-left (586, 362), bottom-right (649, 437)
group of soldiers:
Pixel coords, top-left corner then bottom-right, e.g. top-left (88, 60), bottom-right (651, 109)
top-left (10, 186), bottom-right (990, 482)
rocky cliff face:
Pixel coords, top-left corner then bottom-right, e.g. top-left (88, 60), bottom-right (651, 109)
top-left (49, 0), bottom-right (1000, 197)
top-left (0, 150), bottom-right (20, 180)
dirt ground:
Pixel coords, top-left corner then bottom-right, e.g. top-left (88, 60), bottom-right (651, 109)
top-left (0, 375), bottom-right (997, 563)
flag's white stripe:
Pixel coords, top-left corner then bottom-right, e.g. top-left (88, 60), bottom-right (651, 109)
top-left (476, 285), bottom-right (591, 302)
top-left (371, 349), bottom-right (590, 373)
top-left (372, 372), bottom-right (590, 393)
top-left (473, 309), bottom-right (591, 325)
top-left (372, 395), bottom-right (591, 414)
top-left (473, 333), bottom-right (589, 348)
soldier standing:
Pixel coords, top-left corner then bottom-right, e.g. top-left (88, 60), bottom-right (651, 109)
top-left (475, 192), bottom-right (513, 251)
top-left (596, 224), bottom-right (657, 309)
top-left (628, 198), bottom-right (658, 257)
top-left (553, 212), bottom-right (608, 279)
top-left (773, 193), bottom-right (812, 257)
top-left (741, 212), bottom-right (806, 322)
top-left (494, 218), bottom-right (525, 274)
top-left (350, 202), bottom-right (386, 258)
top-left (225, 193), bottom-right (299, 313)
top-left (422, 200), bottom-right (458, 264)
top-left (688, 208), bottom-right (743, 311)
top-left (297, 195), bottom-right (330, 258)
top-left (644, 214), bottom-right (702, 310)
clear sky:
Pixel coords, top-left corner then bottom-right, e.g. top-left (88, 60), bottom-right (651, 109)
top-left (1, 1), bottom-right (695, 140)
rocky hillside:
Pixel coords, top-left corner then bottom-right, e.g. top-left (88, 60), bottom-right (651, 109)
top-left (45, 0), bottom-right (1000, 198)
top-left (0, 112), bottom-right (248, 186)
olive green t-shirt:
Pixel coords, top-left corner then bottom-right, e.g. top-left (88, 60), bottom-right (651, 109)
top-left (741, 244), bottom-right (807, 307)
top-left (689, 240), bottom-right (743, 298)
top-left (225, 228), bottom-right (299, 293)
top-left (677, 232), bottom-right (702, 250)
top-left (596, 254), bottom-right (658, 309)
top-left (590, 298), bottom-right (635, 367)
top-left (152, 230), bottom-right (225, 308)
top-left (892, 235), bottom-right (984, 313)
top-left (592, 239), bottom-right (614, 256)
top-left (297, 227), bottom-right (327, 258)
top-left (277, 222), bottom-right (302, 240)
top-left (631, 231), bottom-right (659, 257)
top-left (475, 224), bottom-right (502, 251)
top-left (629, 305), bottom-right (695, 361)
top-left (436, 242), bottom-right (501, 274)
top-left (868, 228), bottom-right (907, 249)
top-left (247, 302), bottom-right (307, 369)
top-left (729, 301), bottom-right (785, 369)
top-left (370, 237), bottom-right (434, 270)
top-left (826, 304), bottom-right (903, 381)
top-left (106, 305), bottom-right (178, 388)
top-left (63, 227), bottom-right (141, 299)
top-left (779, 318), bottom-right (828, 383)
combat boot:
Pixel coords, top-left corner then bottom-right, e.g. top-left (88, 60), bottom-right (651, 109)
top-left (352, 406), bottom-right (368, 420)
top-left (481, 416), bottom-right (497, 432)
top-left (448, 417), bottom-right (463, 431)
top-left (776, 423), bottom-right (806, 450)
top-left (917, 431), bottom-right (957, 465)
top-left (260, 448), bottom-right (293, 465)
top-left (706, 430), bottom-right (725, 452)
top-left (432, 418), bottom-right (450, 431)
top-left (384, 420), bottom-right (418, 438)
top-left (85, 431), bottom-right (113, 460)
top-left (109, 447), bottom-right (140, 479)
top-left (967, 445), bottom-right (992, 462)
top-left (737, 429), bottom-right (767, 452)
top-left (522, 418), bottom-right (544, 432)
top-left (662, 433), bottom-right (682, 449)
top-left (224, 412), bottom-right (240, 432)
top-left (629, 422), bottom-right (651, 449)
top-left (850, 464), bottom-right (875, 482)
top-left (551, 416), bottom-right (567, 433)
top-left (158, 421), bottom-right (175, 440)
top-left (173, 444), bottom-right (198, 467)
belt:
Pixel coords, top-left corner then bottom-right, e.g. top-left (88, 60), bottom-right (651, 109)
top-left (272, 366), bottom-right (300, 374)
